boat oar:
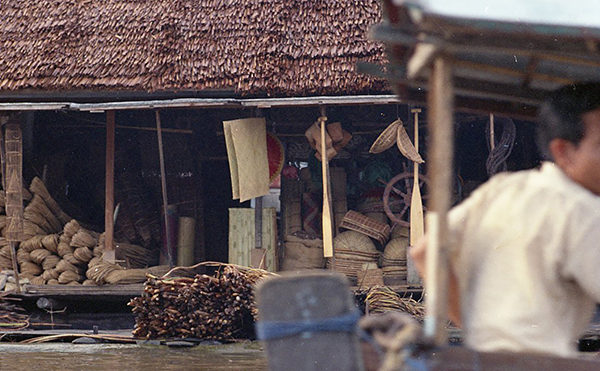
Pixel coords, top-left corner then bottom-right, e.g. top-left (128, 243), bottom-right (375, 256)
top-left (320, 108), bottom-right (334, 258)
top-left (410, 108), bottom-right (424, 247)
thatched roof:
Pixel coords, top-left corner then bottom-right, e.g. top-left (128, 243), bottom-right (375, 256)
top-left (0, 0), bottom-right (388, 97)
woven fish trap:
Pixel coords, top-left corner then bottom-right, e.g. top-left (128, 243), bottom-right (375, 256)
top-left (16, 249), bottom-right (32, 264)
top-left (20, 235), bottom-right (44, 253)
top-left (30, 276), bottom-right (45, 285)
top-left (47, 279), bottom-right (59, 285)
top-left (58, 270), bottom-right (83, 284)
top-left (42, 234), bottom-right (59, 254)
top-left (63, 220), bottom-right (81, 239)
top-left (382, 238), bottom-right (408, 264)
top-left (57, 242), bottom-right (74, 257)
top-left (73, 247), bottom-right (93, 264)
top-left (41, 268), bottom-right (60, 281)
top-left (71, 230), bottom-right (97, 249)
top-left (369, 119), bottom-right (401, 154)
top-left (20, 261), bottom-right (43, 276)
top-left (42, 254), bottom-right (61, 270)
top-left (30, 177), bottom-right (72, 226)
top-left (55, 259), bottom-right (79, 274)
top-left (30, 248), bottom-right (52, 265)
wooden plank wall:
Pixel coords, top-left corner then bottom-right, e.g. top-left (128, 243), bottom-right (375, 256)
top-left (228, 207), bottom-right (277, 272)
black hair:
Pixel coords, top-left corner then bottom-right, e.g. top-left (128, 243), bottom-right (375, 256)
top-left (537, 83), bottom-right (600, 160)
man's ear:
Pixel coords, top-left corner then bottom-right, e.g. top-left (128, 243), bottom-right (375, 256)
top-left (549, 138), bottom-right (574, 170)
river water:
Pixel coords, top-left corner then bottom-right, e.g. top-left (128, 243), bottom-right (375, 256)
top-left (0, 342), bottom-right (267, 370)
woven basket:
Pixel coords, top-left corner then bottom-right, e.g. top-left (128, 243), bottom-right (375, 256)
top-left (369, 119), bottom-right (401, 154)
top-left (382, 238), bottom-right (408, 264)
top-left (391, 225), bottom-right (409, 240)
top-left (396, 124), bottom-right (424, 164)
top-left (334, 231), bottom-right (378, 254)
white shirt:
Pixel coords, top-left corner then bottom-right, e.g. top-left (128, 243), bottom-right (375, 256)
top-left (449, 162), bottom-right (600, 356)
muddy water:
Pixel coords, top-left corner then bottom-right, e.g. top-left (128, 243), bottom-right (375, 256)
top-left (0, 342), bottom-right (267, 370)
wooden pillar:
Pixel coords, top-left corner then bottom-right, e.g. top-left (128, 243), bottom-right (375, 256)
top-left (425, 56), bottom-right (454, 345)
top-left (103, 110), bottom-right (116, 262)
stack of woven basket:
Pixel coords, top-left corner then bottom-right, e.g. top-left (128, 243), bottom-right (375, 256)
top-left (381, 227), bottom-right (409, 286)
top-left (327, 231), bottom-right (381, 285)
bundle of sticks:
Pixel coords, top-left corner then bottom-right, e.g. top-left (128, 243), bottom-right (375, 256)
top-left (129, 263), bottom-right (273, 341)
top-left (365, 285), bottom-right (425, 322)
top-left (0, 292), bottom-right (29, 330)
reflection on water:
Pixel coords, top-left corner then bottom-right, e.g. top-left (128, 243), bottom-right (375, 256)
top-left (0, 343), bottom-right (267, 371)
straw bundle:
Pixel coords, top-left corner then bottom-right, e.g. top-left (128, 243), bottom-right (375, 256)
top-left (57, 242), bottom-right (74, 257)
top-left (365, 286), bottom-right (425, 322)
top-left (62, 252), bottom-right (83, 266)
top-left (0, 215), bottom-right (6, 230)
top-left (0, 246), bottom-right (12, 270)
top-left (24, 195), bottom-right (61, 234)
top-left (42, 254), bottom-right (61, 270)
top-left (41, 234), bottom-right (59, 254)
top-left (71, 229), bottom-right (97, 249)
top-left (73, 247), bottom-right (93, 264)
top-left (47, 279), bottom-right (59, 285)
top-left (20, 261), bottom-right (43, 276)
top-left (86, 260), bottom-right (164, 285)
top-left (22, 221), bottom-right (46, 240)
top-left (41, 269), bottom-right (59, 281)
top-left (63, 220), bottom-right (81, 239)
top-left (16, 249), bottom-right (31, 264)
top-left (55, 259), bottom-right (80, 274)
top-left (20, 235), bottom-right (44, 253)
top-left (30, 177), bottom-right (71, 226)
top-left (29, 249), bottom-right (51, 265)
top-left (58, 270), bottom-right (83, 284)
top-left (30, 276), bottom-right (45, 285)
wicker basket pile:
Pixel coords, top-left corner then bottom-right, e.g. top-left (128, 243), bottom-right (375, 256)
top-left (381, 235), bottom-right (408, 286)
top-left (326, 231), bottom-right (380, 285)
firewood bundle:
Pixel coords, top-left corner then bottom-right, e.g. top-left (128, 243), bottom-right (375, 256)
top-left (129, 264), bottom-right (273, 341)
top-left (0, 291), bottom-right (29, 329)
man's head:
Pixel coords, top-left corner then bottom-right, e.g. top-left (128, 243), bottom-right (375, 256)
top-left (538, 83), bottom-right (600, 195)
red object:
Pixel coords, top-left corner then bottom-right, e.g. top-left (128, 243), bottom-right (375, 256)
top-left (282, 164), bottom-right (299, 180)
top-left (267, 132), bottom-right (285, 182)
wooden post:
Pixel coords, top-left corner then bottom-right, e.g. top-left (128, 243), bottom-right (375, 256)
top-left (3, 119), bottom-right (22, 293)
top-left (156, 110), bottom-right (173, 268)
top-left (103, 111), bottom-right (116, 262)
top-left (425, 56), bottom-right (454, 345)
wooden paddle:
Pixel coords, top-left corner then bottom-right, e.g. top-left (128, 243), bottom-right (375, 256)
top-left (410, 108), bottom-right (425, 247)
top-left (320, 109), bottom-right (334, 258)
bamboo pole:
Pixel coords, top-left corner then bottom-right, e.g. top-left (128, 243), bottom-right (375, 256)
top-left (103, 111), bottom-right (116, 262)
top-left (320, 106), bottom-right (334, 260)
top-left (156, 110), bottom-right (173, 269)
top-left (424, 56), bottom-right (454, 345)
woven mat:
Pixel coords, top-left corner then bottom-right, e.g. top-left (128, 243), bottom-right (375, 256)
top-left (223, 118), bottom-right (270, 202)
top-left (340, 210), bottom-right (390, 245)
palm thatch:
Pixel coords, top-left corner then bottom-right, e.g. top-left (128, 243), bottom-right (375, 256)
top-left (0, 0), bottom-right (388, 96)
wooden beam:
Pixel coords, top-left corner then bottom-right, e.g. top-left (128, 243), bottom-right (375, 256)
top-left (103, 111), bottom-right (116, 262)
top-left (408, 43), bottom-right (439, 80)
top-left (425, 55), bottom-right (454, 346)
